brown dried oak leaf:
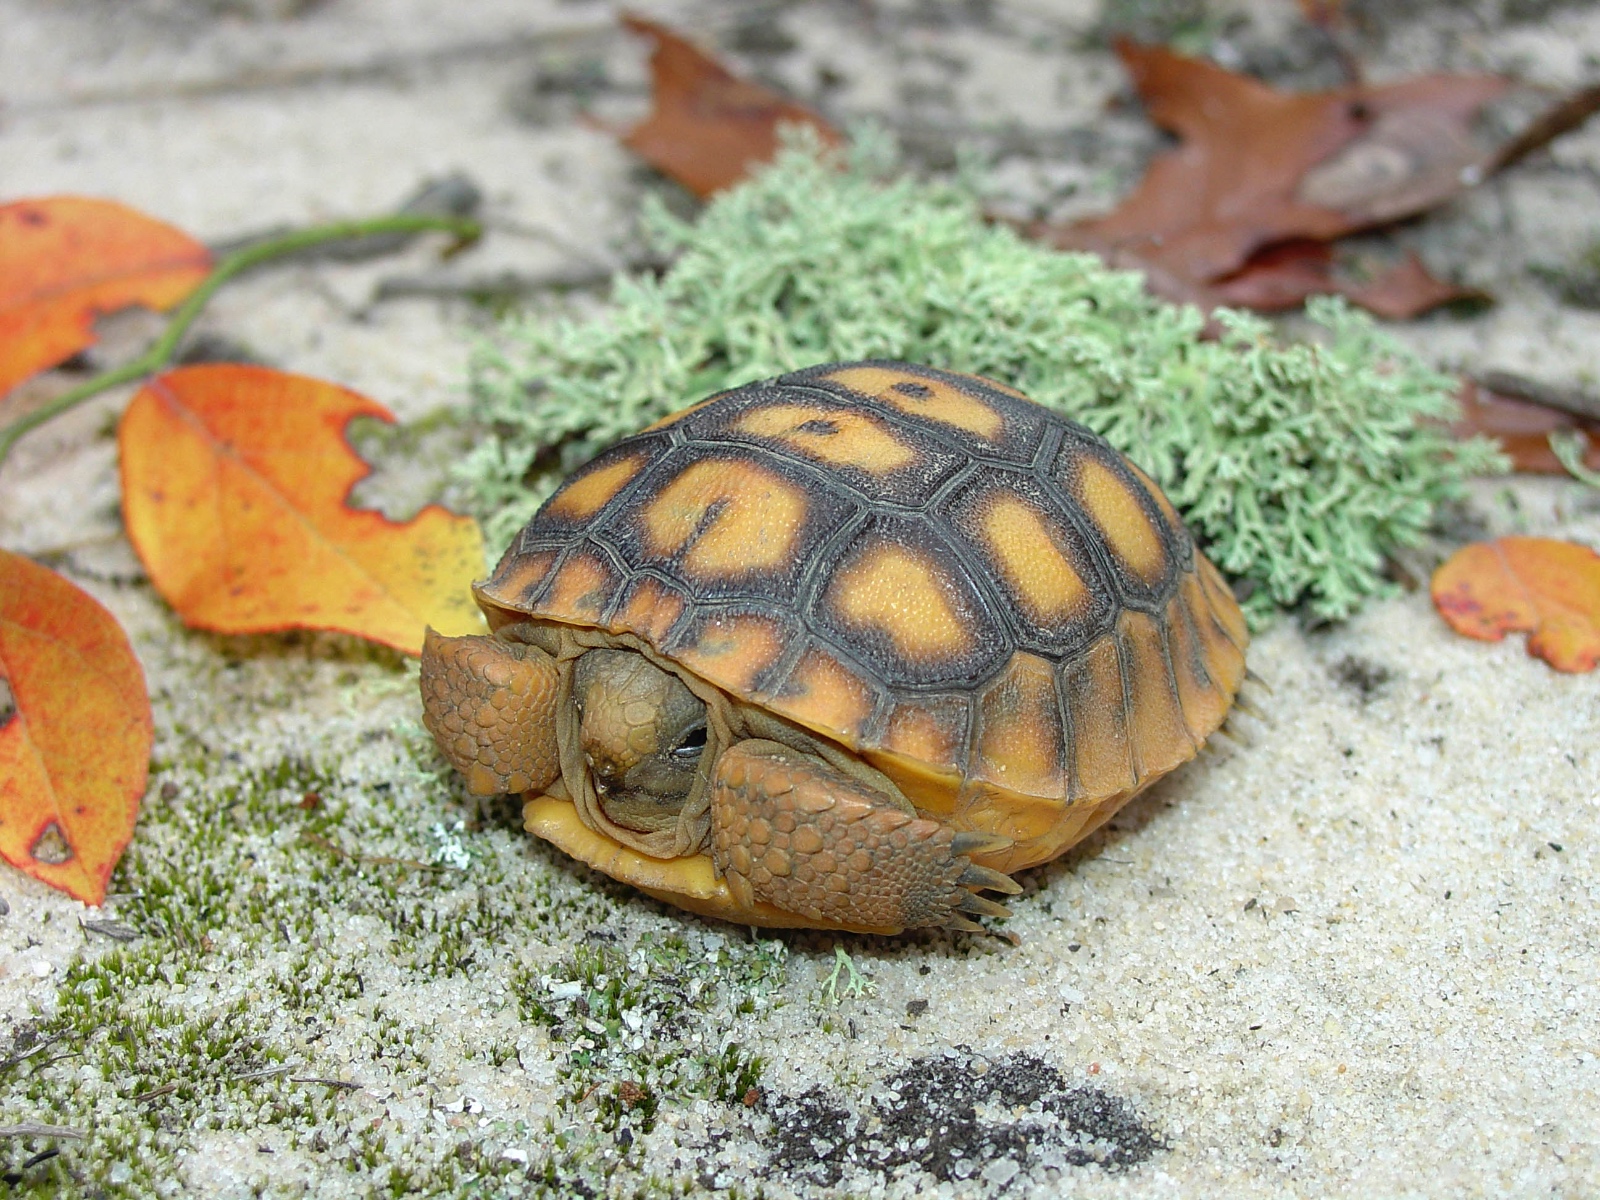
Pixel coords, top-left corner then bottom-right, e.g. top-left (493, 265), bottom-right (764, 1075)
top-left (1453, 376), bottom-right (1600, 475)
top-left (620, 13), bottom-right (841, 198)
top-left (1036, 42), bottom-right (1507, 316)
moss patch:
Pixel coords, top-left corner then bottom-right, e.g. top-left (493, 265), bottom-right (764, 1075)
top-left (0, 634), bottom-right (784, 1197)
top-left (514, 932), bottom-right (784, 1135)
top-left (462, 134), bottom-right (1503, 622)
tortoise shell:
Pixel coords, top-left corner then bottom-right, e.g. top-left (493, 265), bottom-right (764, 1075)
top-left (475, 361), bottom-right (1247, 871)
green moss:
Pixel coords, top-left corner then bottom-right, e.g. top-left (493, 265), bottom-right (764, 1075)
top-left (514, 933), bottom-right (785, 1134)
top-left (0, 696), bottom-right (647, 1196)
top-left (462, 133), bottom-right (1504, 622)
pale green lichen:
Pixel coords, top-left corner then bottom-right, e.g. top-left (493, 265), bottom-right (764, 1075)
top-left (462, 133), bottom-right (1505, 622)
top-left (819, 946), bottom-right (875, 1004)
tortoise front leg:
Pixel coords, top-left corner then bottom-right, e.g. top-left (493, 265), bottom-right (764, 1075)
top-left (420, 627), bottom-right (561, 795)
top-left (709, 739), bottom-right (1021, 933)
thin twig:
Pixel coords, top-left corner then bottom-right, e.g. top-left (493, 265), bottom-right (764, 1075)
top-left (1477, 370), bottom-right (1600, 424)
top-left (299, 831), bottom-right (440, 871)
top-left (0, 213), bottom-right (480, 470)
top-left (0, 1123), bottom-right (86, 1140)
top-left (290, 1076), bottom-right (363, 1089)
top-left (132, 1083), bottom-right (178, 1104)
top-left (1483, 82), bottom-right (1600, 180)
top-left (79, 918), bottom-right (141, 943)
top-left (373, 266), bottom-right (620, 301)
top-left (9, 24), bottom-right (609, 115)
top-left (230, 1065), bottom-right (295, 1083)
top-left (0, 1034), bottom-right (64, 1076)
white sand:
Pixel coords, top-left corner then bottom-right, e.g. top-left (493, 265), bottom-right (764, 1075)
top-left (2, 2), bottom-right (1597, 1195)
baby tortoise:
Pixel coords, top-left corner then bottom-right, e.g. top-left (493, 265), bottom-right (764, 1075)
top-left (422, 361), bottom-right (1247, 934)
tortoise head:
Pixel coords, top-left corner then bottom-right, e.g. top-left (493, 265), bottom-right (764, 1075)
top-left (422, 627), bottom-right (813, 926)
top-left (571, 648), bottom-right (709, 836)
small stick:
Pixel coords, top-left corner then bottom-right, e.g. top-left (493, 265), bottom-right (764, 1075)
top-left (0, 1123), bottom-right (87, 1139)
top-left (1475, 370), bottom-right (1600, 424)
top-left (0, 213), bottom-right (480, 470)
top-left (1482, 82), bottom-right (1600, 180)
top-left (0, 1034), bottom-right (64, 1075)
top-left (229, 1065), bottom-right (294, 1083)
top-left (299, 831), bottom-right (440, 871)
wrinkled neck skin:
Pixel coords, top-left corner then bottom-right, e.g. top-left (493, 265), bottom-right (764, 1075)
top-left (497, 620), bottom-right (911, 861)
top-left (573, 647), bottom-right (707, 835)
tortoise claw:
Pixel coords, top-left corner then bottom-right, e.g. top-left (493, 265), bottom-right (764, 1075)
top-left (957, 862), bottom-right (1022, 895)
top-left (944, 915), bottom-right (986, 934)
top-left (1215, 716), bottom-right (1254, 747)
top-left (1232, 694), bottom-right (1266, 720)
top-left (949, 830), bottom-right (1011, 857)
top-left (956, 891), bottom-right (1013, 920)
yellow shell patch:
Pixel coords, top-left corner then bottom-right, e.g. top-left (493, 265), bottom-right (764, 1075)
top-left (734, 403), bottom-right (919, 474)
top-left (979, 492), bottom-right (1091, 626)
top-left (825, 542), bottom-right (971, 661)
top-left (546, 454), bottom-right (644, 521)
top-left (1077, 458), bottom-right (1166, 586)
top-left (821, 364), bottom-right (1004, 440)
top-left (642, 458), bottom-right (807, 577)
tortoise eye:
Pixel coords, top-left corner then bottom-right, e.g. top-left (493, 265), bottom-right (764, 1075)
top-left (671, 725), bottom-right (708, 760)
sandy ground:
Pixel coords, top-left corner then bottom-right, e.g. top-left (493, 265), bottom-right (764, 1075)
top-left (2, 1), bottom-right (1598, 1196)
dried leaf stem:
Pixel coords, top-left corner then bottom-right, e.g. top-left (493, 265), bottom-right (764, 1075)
top-left (0, 1122), bottom-right (86, 1139)
top-left (1477, 370), bottom-right (1600, 424)
top-left (1482, 81), bottom-right (1600, 180)
top-left (0, 212), bottom-right (480, 469)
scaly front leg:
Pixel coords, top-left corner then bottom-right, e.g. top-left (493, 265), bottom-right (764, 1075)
top-left (419, 628), bottom-right (561, 795)
top-left (709, 739), bottom-right (1021, 934)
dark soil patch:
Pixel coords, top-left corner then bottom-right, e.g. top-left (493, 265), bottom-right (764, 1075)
top-left (1332, 654), bottom-right (1393, 701)
top-left (769, 1051), bottom-right (1160, 1189)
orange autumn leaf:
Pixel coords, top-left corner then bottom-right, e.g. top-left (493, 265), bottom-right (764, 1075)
top-left (0, 550), bottom-right (151, 905)
top-left (1432, 537), bottom-right (1600, 673)
top-left (620, 13), bottom-right (842, 198)
top-left (0, 197), bottom-right (211, 398)
top-left (119, 365), bottom-right (486, 655)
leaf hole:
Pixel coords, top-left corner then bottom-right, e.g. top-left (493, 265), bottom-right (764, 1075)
top-left (30, 823), bottom-right (74, 866)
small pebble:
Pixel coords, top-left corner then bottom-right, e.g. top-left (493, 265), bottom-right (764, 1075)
top-left (981, 1157), bottom-right (1020, 1186)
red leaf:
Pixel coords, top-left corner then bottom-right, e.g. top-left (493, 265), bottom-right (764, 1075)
top-left (1210, 242), bottom-right (1480, 318)
top-left (0, 550), bottom-right (151, 905)
top-left (0, 197), bottom-right (211, 398)
top-left (619, 14), bottom-right (842, 198)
